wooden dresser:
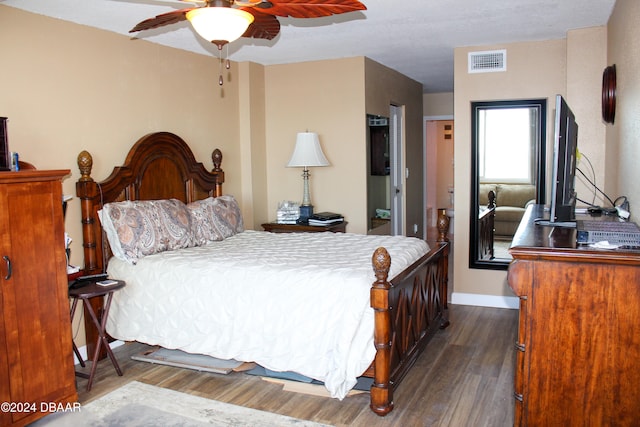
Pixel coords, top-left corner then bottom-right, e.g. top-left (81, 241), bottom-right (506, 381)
top-left (508, 205), bottom-right (640, 426)
top-left (0, 170), bottom-right (77, 426)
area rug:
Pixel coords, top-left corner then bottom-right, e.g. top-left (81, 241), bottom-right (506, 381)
top-left (31, 381), bottom-right (332, 427)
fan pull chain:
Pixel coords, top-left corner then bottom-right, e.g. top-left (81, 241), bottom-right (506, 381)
top-left (214, 44), bottom-right (233, 86)
top-left (218, 45), bottom-right (224, 86)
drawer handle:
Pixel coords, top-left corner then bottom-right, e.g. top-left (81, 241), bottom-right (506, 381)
top-left (515, 342), bottom-right (525, 352)
top-left (3, 256), bottom-right (11, 280)
top-left (514, 392), bottom-right (524, 402)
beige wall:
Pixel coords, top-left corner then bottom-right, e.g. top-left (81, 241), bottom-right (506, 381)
top-left (0, 6), bottom-right (244, 265)
top-left (607, 0), bottom-right (640, 222)
top-left (0, 6), bottom-right (246, 348)
top-left (237, 62), bottom-right (268, 229)
top-left (263, 58), bottom-right (368, 233)
top-left (365, 58), bottom-right (425, 237)
top-left (567, 27), bottom-right (609, 207)
top-left (423, 93), bottom-right (454, 117)
top-left (450, 2), bottom-right (640, 305)
top-left (454, 39), bottom-right (573, 301)
top-left (1, 6), bottom-right (426, 346)
top-left (260, 57), bottom-right (423, 236)
top-left (5, 0), bottom-right (635, 325)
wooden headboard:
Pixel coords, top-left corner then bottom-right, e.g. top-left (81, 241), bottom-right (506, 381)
top-left (76, 132), bottom-right (225, 275)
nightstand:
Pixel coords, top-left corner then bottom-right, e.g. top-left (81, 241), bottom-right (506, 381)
top-left (261, 221), bottom-right (348, 233)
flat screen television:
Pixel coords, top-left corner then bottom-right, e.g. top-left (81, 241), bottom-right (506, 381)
top-left (536, 95), bottom-right (578, 227)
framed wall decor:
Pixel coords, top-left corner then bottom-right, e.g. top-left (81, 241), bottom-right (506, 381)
top-left (602, 64), bottom-right (616, 124)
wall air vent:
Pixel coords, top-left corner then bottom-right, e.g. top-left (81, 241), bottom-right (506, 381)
top-left (468, 49), bottom-right (507, 73)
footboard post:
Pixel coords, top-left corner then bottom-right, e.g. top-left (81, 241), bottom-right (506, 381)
top-left (370, 247), bottom-right (393, 416)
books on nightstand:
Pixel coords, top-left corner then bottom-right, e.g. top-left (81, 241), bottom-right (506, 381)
top-left (308, 212), bottom-right (344, 226)
top-left (276, 201), bottom-right (300, 224)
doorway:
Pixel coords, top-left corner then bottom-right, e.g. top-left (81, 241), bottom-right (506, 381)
top-left (367, 105), bottom-right (405, 236)
top-left (425, 117), bottom-right (455, 232)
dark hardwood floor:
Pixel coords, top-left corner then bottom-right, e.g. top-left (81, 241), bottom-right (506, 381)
top-left (71, 304), bottom-right (516, 427)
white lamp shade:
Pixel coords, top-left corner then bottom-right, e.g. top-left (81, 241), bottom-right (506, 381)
top-left (287, 132), bottom-right (330, 167)
top-left (186, 7), bottom-right (255, 45)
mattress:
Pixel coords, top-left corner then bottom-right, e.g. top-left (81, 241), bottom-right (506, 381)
top-left (106, 230), bottom-right (429, 399)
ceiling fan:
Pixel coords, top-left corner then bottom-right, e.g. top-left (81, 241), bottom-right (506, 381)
top-left (130, 0), bottom-right (368, 48)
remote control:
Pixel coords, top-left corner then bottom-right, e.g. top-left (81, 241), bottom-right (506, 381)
top-left (76, 273), bottom-right (108, 282)
top-left (97, 279), bottom-right (118, 286)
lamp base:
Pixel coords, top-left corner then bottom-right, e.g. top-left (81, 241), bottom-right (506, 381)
top-left (298, 204), bottom-right (314, 223)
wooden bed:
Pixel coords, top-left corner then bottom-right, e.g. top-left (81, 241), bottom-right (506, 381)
top-left (75, 131), bottom-right (450, 416)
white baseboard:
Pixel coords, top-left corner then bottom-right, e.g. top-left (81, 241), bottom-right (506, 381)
top-left (74, 340), bottom-right (124, 365)
top-left (451, 292), bottom-right (519, 309)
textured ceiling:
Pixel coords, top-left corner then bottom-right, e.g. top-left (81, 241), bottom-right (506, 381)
top-left (2, 0), bottom-right (616, 93)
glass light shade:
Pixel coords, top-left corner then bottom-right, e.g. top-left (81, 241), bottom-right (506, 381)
top-left (287, 132), bottom-right (330, 167)
top-left (186, 7), bottom-right (254, 45)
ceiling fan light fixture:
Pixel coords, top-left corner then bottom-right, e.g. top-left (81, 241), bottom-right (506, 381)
top-left (186, 7), bottom-right (255, 47)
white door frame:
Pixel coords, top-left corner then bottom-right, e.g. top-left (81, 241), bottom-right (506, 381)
top-left (390, 105), bottom-right (404, 236)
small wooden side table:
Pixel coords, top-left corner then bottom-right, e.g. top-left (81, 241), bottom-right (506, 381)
top-left (261, 221), bottom-right (348, 233)
top-left (69, 280), bottom-right (125, 391)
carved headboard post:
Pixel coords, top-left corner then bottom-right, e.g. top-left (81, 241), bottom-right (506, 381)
top-left (212, 148), bottom-right (224, 197)
top-left (75, 150), bottom-right (103, 274)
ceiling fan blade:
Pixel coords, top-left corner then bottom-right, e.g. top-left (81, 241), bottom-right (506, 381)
top-left (241, 12), bottom-right (281, 40)
top-left (129, 8), bottom-right (195, 33)
top-left (253, 0), bottom-right (366, 18)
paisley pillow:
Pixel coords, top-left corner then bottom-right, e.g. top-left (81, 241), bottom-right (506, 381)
top-left (187, 195), bottom-right (244, 245)
top-left (99, 199), bottom-right (195, 264)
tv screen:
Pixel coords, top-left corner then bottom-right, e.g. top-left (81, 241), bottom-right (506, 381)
top-left (537, 95), bottom-right (578, 227)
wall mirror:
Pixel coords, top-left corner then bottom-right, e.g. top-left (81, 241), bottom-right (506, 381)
top-left (470, 99), bottom-right (547, 270)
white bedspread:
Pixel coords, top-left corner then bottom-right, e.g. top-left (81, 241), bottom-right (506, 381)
top-left (106, 230), bottom-right (429, 399)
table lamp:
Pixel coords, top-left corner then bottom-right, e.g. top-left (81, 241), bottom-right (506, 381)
top-left (287, 132), bottom-right (330, 222)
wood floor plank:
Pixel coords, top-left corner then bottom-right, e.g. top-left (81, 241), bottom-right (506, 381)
top-left (73, 305), bottom-right (517, 426)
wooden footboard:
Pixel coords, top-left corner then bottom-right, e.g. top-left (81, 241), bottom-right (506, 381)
top-left (368, 235), bottom-right (450, 416)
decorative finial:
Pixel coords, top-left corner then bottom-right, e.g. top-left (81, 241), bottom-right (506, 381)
top-left (77, 150), bottom-right (94, 182)
top-left (212, 149), bottom-right (222, 172)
